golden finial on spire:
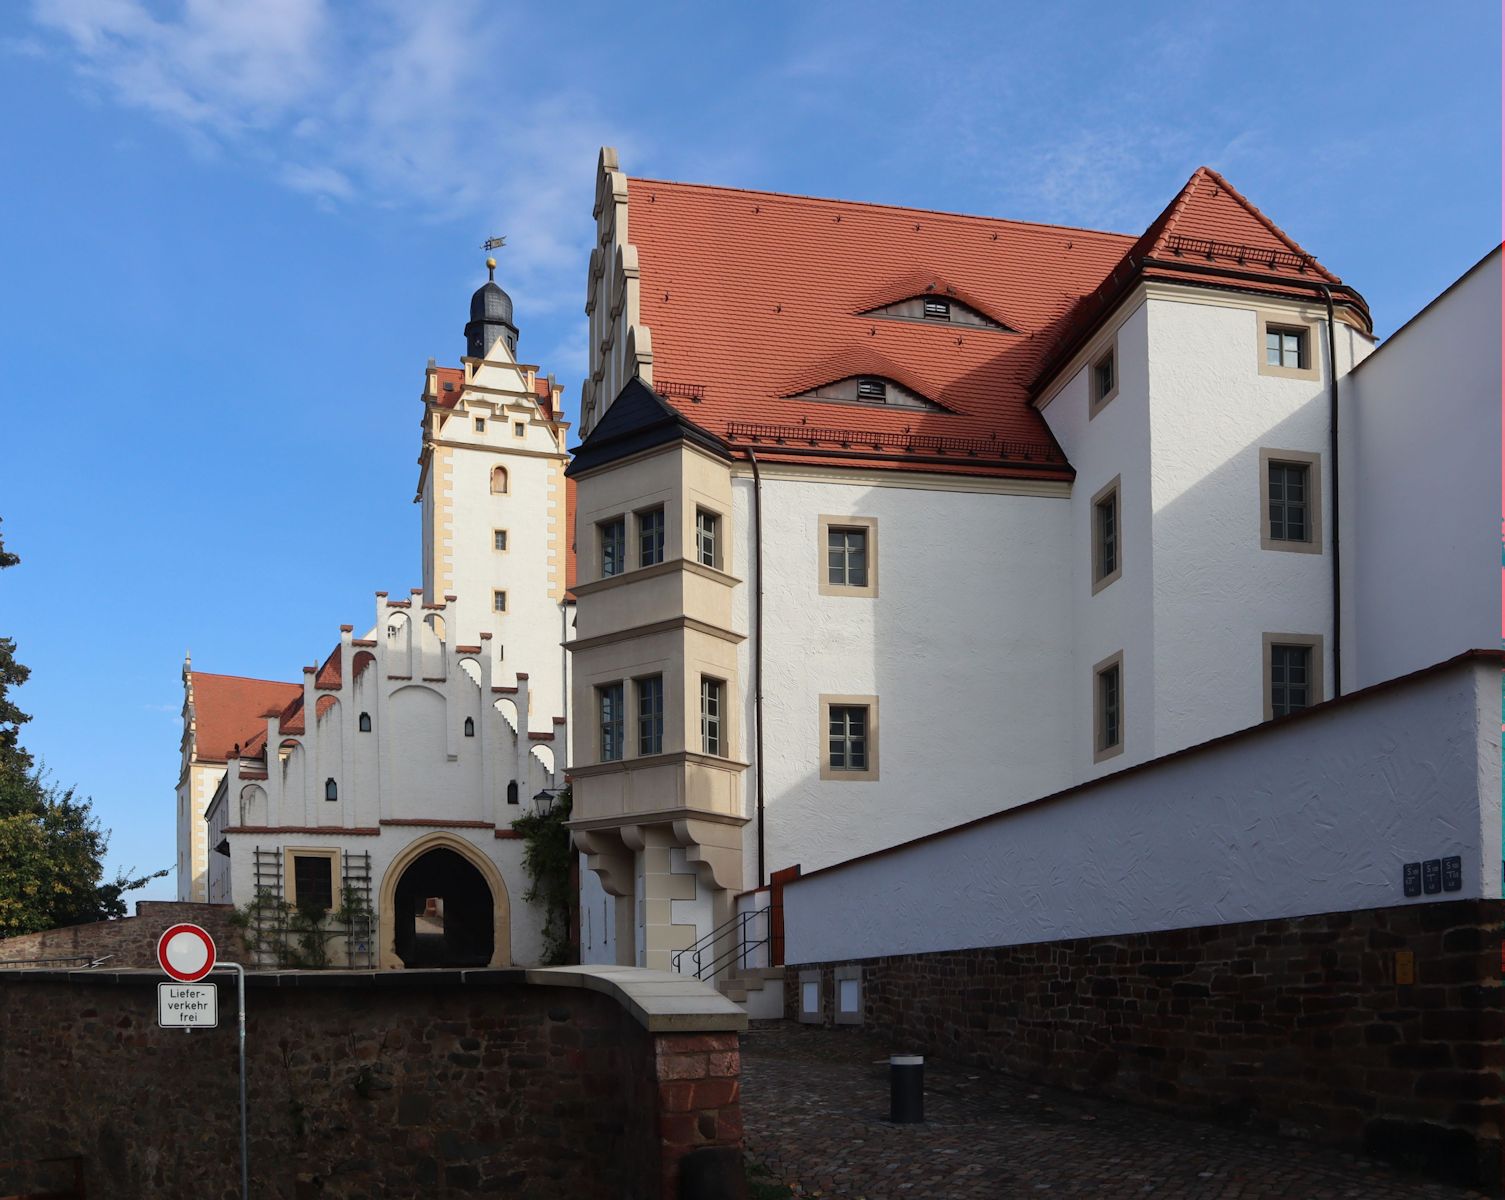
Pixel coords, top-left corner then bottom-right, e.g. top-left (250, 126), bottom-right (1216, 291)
top-left (486, 256), bottom-right (496, 280)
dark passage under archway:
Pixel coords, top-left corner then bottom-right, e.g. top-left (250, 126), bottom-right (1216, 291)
top-left (392, 847), bottom-right (494, 967)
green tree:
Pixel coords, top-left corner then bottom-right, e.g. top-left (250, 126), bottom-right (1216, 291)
top-left (0, 519), bottom-right (166, 936)
top-left (512, 787), bottom-right (576, 965)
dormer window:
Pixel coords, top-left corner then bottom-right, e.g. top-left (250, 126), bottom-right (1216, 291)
top-left (792, 376), bottom-right (943, 412)
top-left (861, 293), bottom-right (1012, 331)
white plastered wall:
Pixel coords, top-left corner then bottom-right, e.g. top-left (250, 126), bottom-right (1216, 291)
top-left (1145, 291), bottom-right (1369, 753)
top-left (1342, 247), bottom-right (1502, 690)
top-left (785, 657), bottom-right (1502, 964)
top-left (733, 469), bottom-right (1074, 883)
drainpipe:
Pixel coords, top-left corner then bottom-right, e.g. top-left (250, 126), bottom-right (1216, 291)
top-left (1319, 284), bottom-right (1342, 698)
top-left (745, 448), bottom-right (767, 888)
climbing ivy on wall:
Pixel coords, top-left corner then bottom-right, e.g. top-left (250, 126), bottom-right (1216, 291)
top-left (512, 787), bottom-right (575, 966)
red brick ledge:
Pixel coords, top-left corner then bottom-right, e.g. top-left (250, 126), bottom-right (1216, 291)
top-left (225, 825), bottom-right (380, 836)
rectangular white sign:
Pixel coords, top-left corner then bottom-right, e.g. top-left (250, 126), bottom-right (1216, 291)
top-left (158, 982), bottom-right (218, 1028)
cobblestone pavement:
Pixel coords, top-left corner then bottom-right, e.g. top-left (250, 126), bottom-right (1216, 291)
top-left (740, 1022), bottom-right (1492, 1200)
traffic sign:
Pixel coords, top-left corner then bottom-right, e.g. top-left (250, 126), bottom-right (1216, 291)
top-left (158, 982), bottom-right (218, 1027)
top-left (157, 923), bottom-right (217, 982)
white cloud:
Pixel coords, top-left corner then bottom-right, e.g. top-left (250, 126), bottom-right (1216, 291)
top-left (30, 0), bottom-right (624, 328)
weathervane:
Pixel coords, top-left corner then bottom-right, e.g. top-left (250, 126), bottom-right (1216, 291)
top-left (480, 235), bottom-right (506, 281)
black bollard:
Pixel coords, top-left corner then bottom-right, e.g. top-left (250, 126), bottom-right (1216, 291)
top-left (889, 1054), bottom-right (924, 1123)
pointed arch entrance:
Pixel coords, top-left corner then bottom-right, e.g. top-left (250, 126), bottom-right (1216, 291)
top-left (378, 833), bottom-right (511, 969)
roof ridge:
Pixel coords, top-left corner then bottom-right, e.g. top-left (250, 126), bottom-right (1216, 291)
top-left (1152, 167), bottom-right (1209, 245)
top-left (192, 671), bottom-right (300, 687)
top-left (1178, 166), bottom-right (1341, 283)
top-left (628, 176), bottom-right (1138, 241)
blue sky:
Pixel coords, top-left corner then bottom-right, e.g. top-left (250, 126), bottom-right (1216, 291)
top-left (1, 1), bottom-right (1499, 902)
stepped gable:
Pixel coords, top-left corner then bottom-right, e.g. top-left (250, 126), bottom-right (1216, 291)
top-left (188, 672), bottom-right (300, 762)
top-left (1031, 167), bottom-right (1371, 395)
top-left (625, 176), bottom-right (1137, 479)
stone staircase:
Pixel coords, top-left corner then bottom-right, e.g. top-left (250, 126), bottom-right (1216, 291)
top-left (715, 966), bottom-right (785, 1019)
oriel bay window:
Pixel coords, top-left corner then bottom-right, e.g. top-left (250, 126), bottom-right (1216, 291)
top-left (599, 682), bottom-right (625, 761)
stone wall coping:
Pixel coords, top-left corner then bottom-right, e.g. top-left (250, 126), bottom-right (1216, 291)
top-left (0, 963), bottom-right (748, 1034)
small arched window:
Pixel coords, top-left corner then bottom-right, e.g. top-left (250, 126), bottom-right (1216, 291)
top-left (490, 466), bottom-right (509, 495)
top-left (324, 778), bottom-right (338, 802)
top-left (358, 712), bottom-right (372, 732)
top-left (507, 780), bottom-right (519, 806)
top-left (463, 717), bottom-right (475, 738)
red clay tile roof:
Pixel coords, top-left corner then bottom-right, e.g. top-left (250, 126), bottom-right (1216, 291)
top-left (434, 366), bottom-right (466, 410)
top-left (1030, 167), bottom-right (1369, 394)
top-left (621, 169), bottom-right (1367, 476)
top-left (625, 176), bottom-right (1139, 478)
top-left (189, 672), bottom-right (300, 762)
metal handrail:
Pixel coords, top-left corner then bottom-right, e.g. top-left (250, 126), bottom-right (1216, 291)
top-left (0, 954), bottom-right (113, 970)
top-left (671, 906), bottom-right (771, 980)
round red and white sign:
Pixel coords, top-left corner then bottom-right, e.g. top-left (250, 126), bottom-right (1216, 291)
top-left (157, 924), bottom-right (217, 982)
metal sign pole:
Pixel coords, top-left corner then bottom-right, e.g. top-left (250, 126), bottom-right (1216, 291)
top-left (215, 962), bottom-right (249, 1200)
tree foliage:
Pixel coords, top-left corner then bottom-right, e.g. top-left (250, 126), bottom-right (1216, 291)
top-left (0, 519), bottom-right (166, 937)
top-left (512, 787), bottom-right (576, 966)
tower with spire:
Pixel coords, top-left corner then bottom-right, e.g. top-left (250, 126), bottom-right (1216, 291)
top-left (413, 257), bottom-right (574, 732)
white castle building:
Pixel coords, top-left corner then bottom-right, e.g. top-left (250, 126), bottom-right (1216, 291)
top-left (176, 262), bottom-right (575, 969)
top-left (565, 148), bottom-right (1500, 980)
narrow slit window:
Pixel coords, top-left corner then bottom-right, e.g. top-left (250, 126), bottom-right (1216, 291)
top-left (700, 677), bottom-right (724, 756)
top-left (639, 507), bottom-right (665, 568)
top-left (600, 518), bottom-right (626, 577)
top-left (1093, 350), bottom-right (1115, 404)
top-left (463, 717), bottom-right (475, 737)
top-left (1095, 660), bottom-right (1122, 759)
top-left (637, 675), bottom-right (664, 756)
top-left (599, 683), bottom-right (625, 762)
top-left (695, 509), bottom-right (719, 569)
top-left (493, 590), bottom-right (507, 612)
top-left (474, 417), bottom-right (486, 433)
top-left (324, 778), bottom-right (339, 802)
top-left (358, 712), bottom-right (372, 732)
top-left (493, 529), bottom-right (508, 552)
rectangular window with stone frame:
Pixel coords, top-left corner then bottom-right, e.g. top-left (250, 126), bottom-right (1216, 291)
top-left (600, 517), bottom-right (626, 577)
top-left (695, 508), bottom-right (720, 569)
top-left (638, 507), bottom-right (665, 568)
top-left (598, 682), bottom-right (625, 762)
top-left (636, 674), bottom-right (664, 756)
top-left (700, 676), bottom-right (725, 756)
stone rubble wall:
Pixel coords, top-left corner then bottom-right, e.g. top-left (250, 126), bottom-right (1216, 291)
top-left (788, 898), bottom-right (1503, 1189)
top-left (0, 900), bottom-right (245, 968)
top-left (0, 970), bottom-right (745, 1199)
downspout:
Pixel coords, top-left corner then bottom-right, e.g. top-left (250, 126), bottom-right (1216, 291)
top-left (1320, 284), bottom-right (1342, 698)
top-left (745, 448), bottom-right (767, 888)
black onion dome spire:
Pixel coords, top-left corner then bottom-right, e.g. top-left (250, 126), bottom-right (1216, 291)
top-left (465, 257), bottom-right (518, 358)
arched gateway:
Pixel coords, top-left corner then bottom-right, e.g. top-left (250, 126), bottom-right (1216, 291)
top-left (379, 833), bottom-right (511, 969)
